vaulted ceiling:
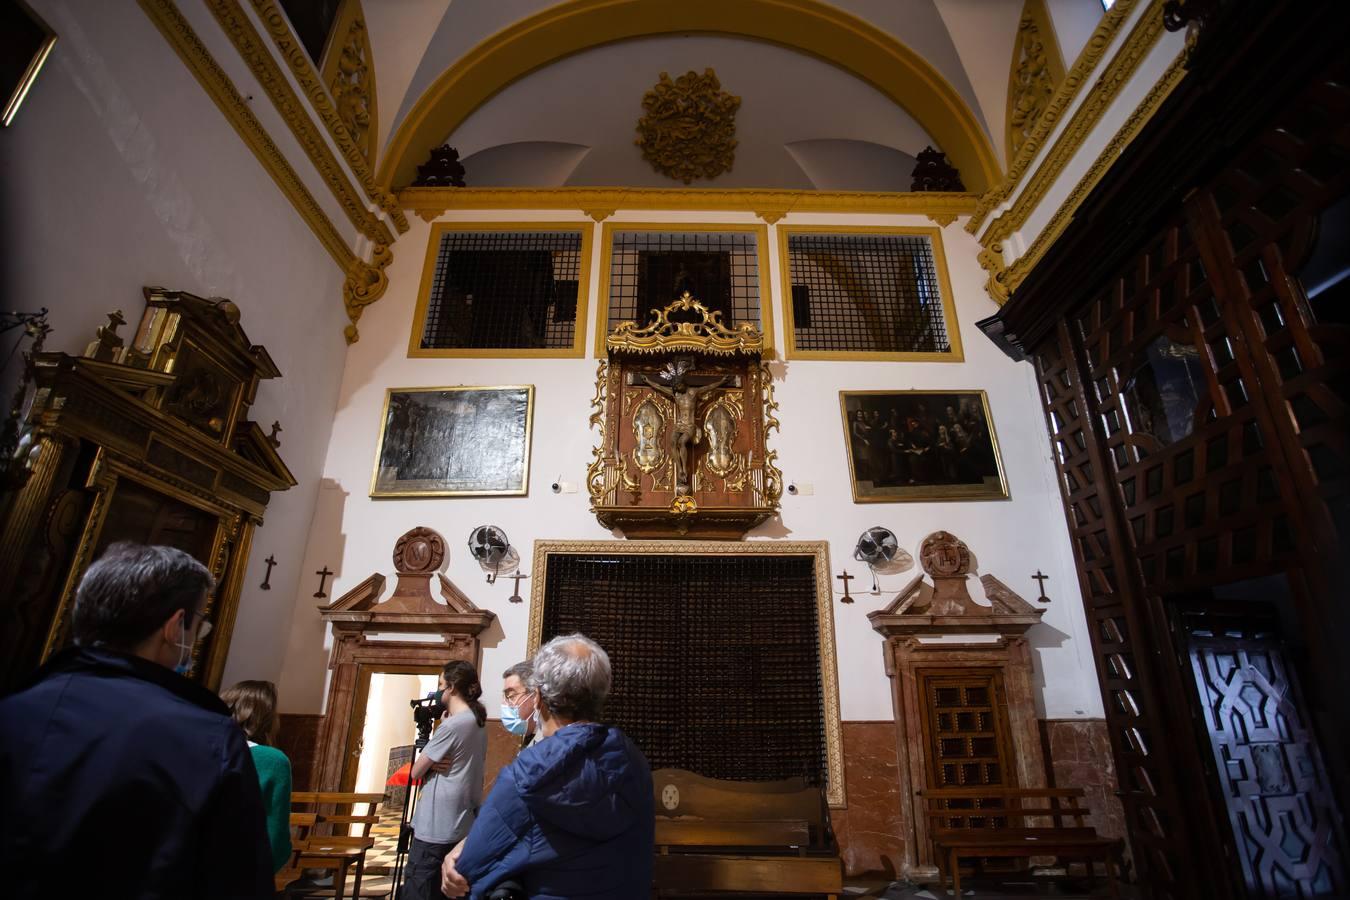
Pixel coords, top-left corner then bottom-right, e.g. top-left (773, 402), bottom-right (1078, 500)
top-left (352, 0), bottom-right (1109, 192)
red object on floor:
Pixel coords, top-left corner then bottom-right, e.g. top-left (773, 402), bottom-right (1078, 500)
top-left (385, 762), bottom-right (422, 787)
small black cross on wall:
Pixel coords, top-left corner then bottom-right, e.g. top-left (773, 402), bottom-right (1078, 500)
top-left (313, 566), bottom-right (334, 599)
top-left (1032, 570), bottom-right (1051, 603)
top-left (260, 555), bottom-right (277, 590)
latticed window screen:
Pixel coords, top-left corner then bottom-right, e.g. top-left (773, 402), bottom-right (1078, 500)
top-left (541, 553), bottom-right (826, 784)
top-left (606, 231), bottom-right (762, 331)
top-left (786, 232), bottom-right (951, 353)
top-left (419, 230), bottom-right (582, 350)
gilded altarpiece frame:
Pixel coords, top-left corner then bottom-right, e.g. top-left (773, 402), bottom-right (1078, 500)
top-left (588, 295), bottom-right (782, 539)
top-left (0, 289), bottom-right (296, 692)
top-left (526, 539), bottom-right (845, 808)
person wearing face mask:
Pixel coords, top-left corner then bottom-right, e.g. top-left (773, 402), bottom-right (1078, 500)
top-left (500, 661), bottom-right (539, 748)
top-left (0, 542), bottom-right (273, 900)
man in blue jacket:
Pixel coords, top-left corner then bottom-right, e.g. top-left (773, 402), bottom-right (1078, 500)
top-left (0, 542), bottom-right (274, 899)
top-left (440, 634), bottom-right (654, 899)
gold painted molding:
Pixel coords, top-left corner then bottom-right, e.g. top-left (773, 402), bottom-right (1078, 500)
top-left (967, 0), bottom-right (1140, 235)
top-left (398, 186), bottom-right (979, 222)
top-left (139, 0), bottom-right (352, 270)
top-left (1005, 0), bottom-right (1066, 165)
top-left (407, 222), bottom-right (593, 358)
top-left (245, 0), bottom-right (409, 233)
top-left (1001, 48), bottom-right (1187, 298)
top-left (139, 0), bottom-right (392, 343)
top-left (376, 0), bottom-right (1000, 193)
top-left (318, 0), bottom-right (376, 164)
top-left (527, 538), bottom-right (845, 808)
top-left (776, 224), bottom-right (965, 363)
top-left (983, 0), bottom-right (1167, 248)
top-left (594, 221), bottom-right (776, 358)
top-left (205, 0), bottom-right (393, 245)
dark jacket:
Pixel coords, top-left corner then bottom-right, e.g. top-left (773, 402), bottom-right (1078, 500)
top-left (455, 722), bottom-right (654, 900)
top-left (0, 646), bottom-right (274, 899)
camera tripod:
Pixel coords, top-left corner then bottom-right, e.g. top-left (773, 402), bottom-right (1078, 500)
top-left (390, 692), bottom-right (441, 898)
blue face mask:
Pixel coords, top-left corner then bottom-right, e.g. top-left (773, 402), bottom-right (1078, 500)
top-left (500, 704), bottom-right (528, 736)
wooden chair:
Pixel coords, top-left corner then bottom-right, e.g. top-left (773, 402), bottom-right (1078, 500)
top-left (920, 786), bottom-right (1124, 898)
top-left (284, 792), bottom-right (387, 900)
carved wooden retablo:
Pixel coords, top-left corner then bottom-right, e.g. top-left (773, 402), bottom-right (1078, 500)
top-left (588, 294), bottom-right (781, 539)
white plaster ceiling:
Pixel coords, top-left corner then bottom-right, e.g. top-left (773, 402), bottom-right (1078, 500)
top-left (445, 36), bottom-right (936, 189)
top-left (355, 0), bottom-right (1110, 187)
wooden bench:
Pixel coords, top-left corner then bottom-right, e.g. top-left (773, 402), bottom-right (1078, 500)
top-left (282, 792), bottom-right (387, 900)
top-left (920, 787), bottom-right (1124, 898)
top-left (653, 769), bottom-right (842, 899)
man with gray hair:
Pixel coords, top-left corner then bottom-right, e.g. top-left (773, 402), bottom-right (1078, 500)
top-left (441, 634), bottom-right (654, 899)
top-left (499, 660), bottom-right (538, 748)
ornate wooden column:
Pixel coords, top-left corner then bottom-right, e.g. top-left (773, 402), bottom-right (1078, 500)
top-left (868, 531), bottom-right (1046, 879)
top-left (314, 527), bottom-right (495, 792)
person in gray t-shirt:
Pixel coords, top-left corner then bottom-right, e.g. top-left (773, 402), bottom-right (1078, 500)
top-left (404, 661), bottom-right (488, 900)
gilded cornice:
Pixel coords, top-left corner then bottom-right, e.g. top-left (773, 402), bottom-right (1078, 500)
top-left (245, 0), bottom-right (409, 234)
top-left (967, 0), bottom-right (1141, 235)
top-left (138, 0), bottom-right (352, 271)
top-left (341, 242), bottom-right (393, 344)
top-left (205, 0), bottom-right (394, 245)
top-left (138, 0), bottom-right (392, 343)
top-left (398, 187), bottom-right (979, 221)
top-left (982, 0), bottom-right (1167, 247)
top-left (1001, 48), bottom-right (1187, 298)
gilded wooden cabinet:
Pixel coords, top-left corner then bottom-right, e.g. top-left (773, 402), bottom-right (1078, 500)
top-left (0, 288), bottom-right (296, 691)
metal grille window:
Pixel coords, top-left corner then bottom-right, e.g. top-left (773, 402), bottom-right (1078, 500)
top-left (416, 228), bottom-right (585, 353)
top-left (540, 553), bottom-right (826, 784)
top-left (785, 230), bottom-right (954, 356)
top-left (605, 230), bottom-right (764, 333)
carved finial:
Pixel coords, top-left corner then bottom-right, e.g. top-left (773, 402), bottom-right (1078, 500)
top-left (393, 526), bottom-right (447, 575)
top-left (83, 309), bottom-right (126, 362)
top-left (910, 146), bottom-right (965, 192)
top-left (266, 421), bottom-right (282, 448)
top-left (412, 144), bottom-right (466, 187)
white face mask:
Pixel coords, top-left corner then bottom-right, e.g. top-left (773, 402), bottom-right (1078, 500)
top-left (174, 615), bottom-right (195, 675)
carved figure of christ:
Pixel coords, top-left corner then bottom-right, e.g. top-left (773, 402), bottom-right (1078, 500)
top-left (637, 370), bottom-right (735, 494)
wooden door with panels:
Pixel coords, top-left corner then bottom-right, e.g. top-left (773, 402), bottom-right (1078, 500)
top-left (919, 669), bottom-right (1016, 794)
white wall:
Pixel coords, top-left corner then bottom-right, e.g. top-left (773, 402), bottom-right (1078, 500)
top-left (2, 0), bottom-right (351, 690)
top-left (281, 207), bottom-right (1105, 723)
top-left (354, 672), bottom-right (438, 794)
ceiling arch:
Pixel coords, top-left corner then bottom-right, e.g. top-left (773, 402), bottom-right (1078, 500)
top-left (375, 0), bottom-right (1002, 192)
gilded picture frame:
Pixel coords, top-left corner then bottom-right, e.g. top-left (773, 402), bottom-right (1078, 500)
top-left (839, 389), bottom-right (1008, 502)
top-left (2, 1), bottom-right (57, 128)
top-left (370, 385), bottom-right (534, 498)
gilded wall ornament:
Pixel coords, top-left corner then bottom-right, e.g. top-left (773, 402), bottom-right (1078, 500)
top-left (1007, 14), bottom-right (1057, 160)
top-left (635, 69), bottom-right (740, 184)
top-left (328, 13), bottom-right (374, 159)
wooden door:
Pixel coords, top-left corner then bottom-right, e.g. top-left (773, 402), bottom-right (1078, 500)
top-left (1186, 625), bottom-right (1347, 896)
top-left (919, 669), bottom-right (1016, 794)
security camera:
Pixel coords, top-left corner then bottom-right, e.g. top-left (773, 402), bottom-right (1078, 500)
top-left (551, 481), bottom-right (561, 493)
top-left (787, 483), bottom-right (798, 495)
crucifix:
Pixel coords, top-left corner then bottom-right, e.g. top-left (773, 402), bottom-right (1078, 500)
top-left (634, 356), bottom-right (738, 496)
top-left (507, 570), bottom-right (528, 604)
top-left (260, 554), bottom-right (277, 590)
top-left (836, 569), bottom-right (855, 604)
top-left (1032, 570), bottom-right (1051, 603)
top-left (313, 565), bottom-right (333, 599)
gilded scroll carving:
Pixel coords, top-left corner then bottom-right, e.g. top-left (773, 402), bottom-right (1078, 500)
top-left (635, 69), bottom-right (740, 184)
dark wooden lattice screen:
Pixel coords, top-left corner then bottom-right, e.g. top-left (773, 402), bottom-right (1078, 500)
top-left (1030, 58), bottom-right (1350, 899)
top-left (540, 553), bottom-right (826, 784)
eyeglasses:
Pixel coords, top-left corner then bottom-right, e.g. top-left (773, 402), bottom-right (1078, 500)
top-left (503, 688), bottom-right (532, 704)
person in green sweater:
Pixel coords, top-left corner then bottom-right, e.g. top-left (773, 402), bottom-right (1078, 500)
top-left (221, 679), bottom-right (293, 873)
